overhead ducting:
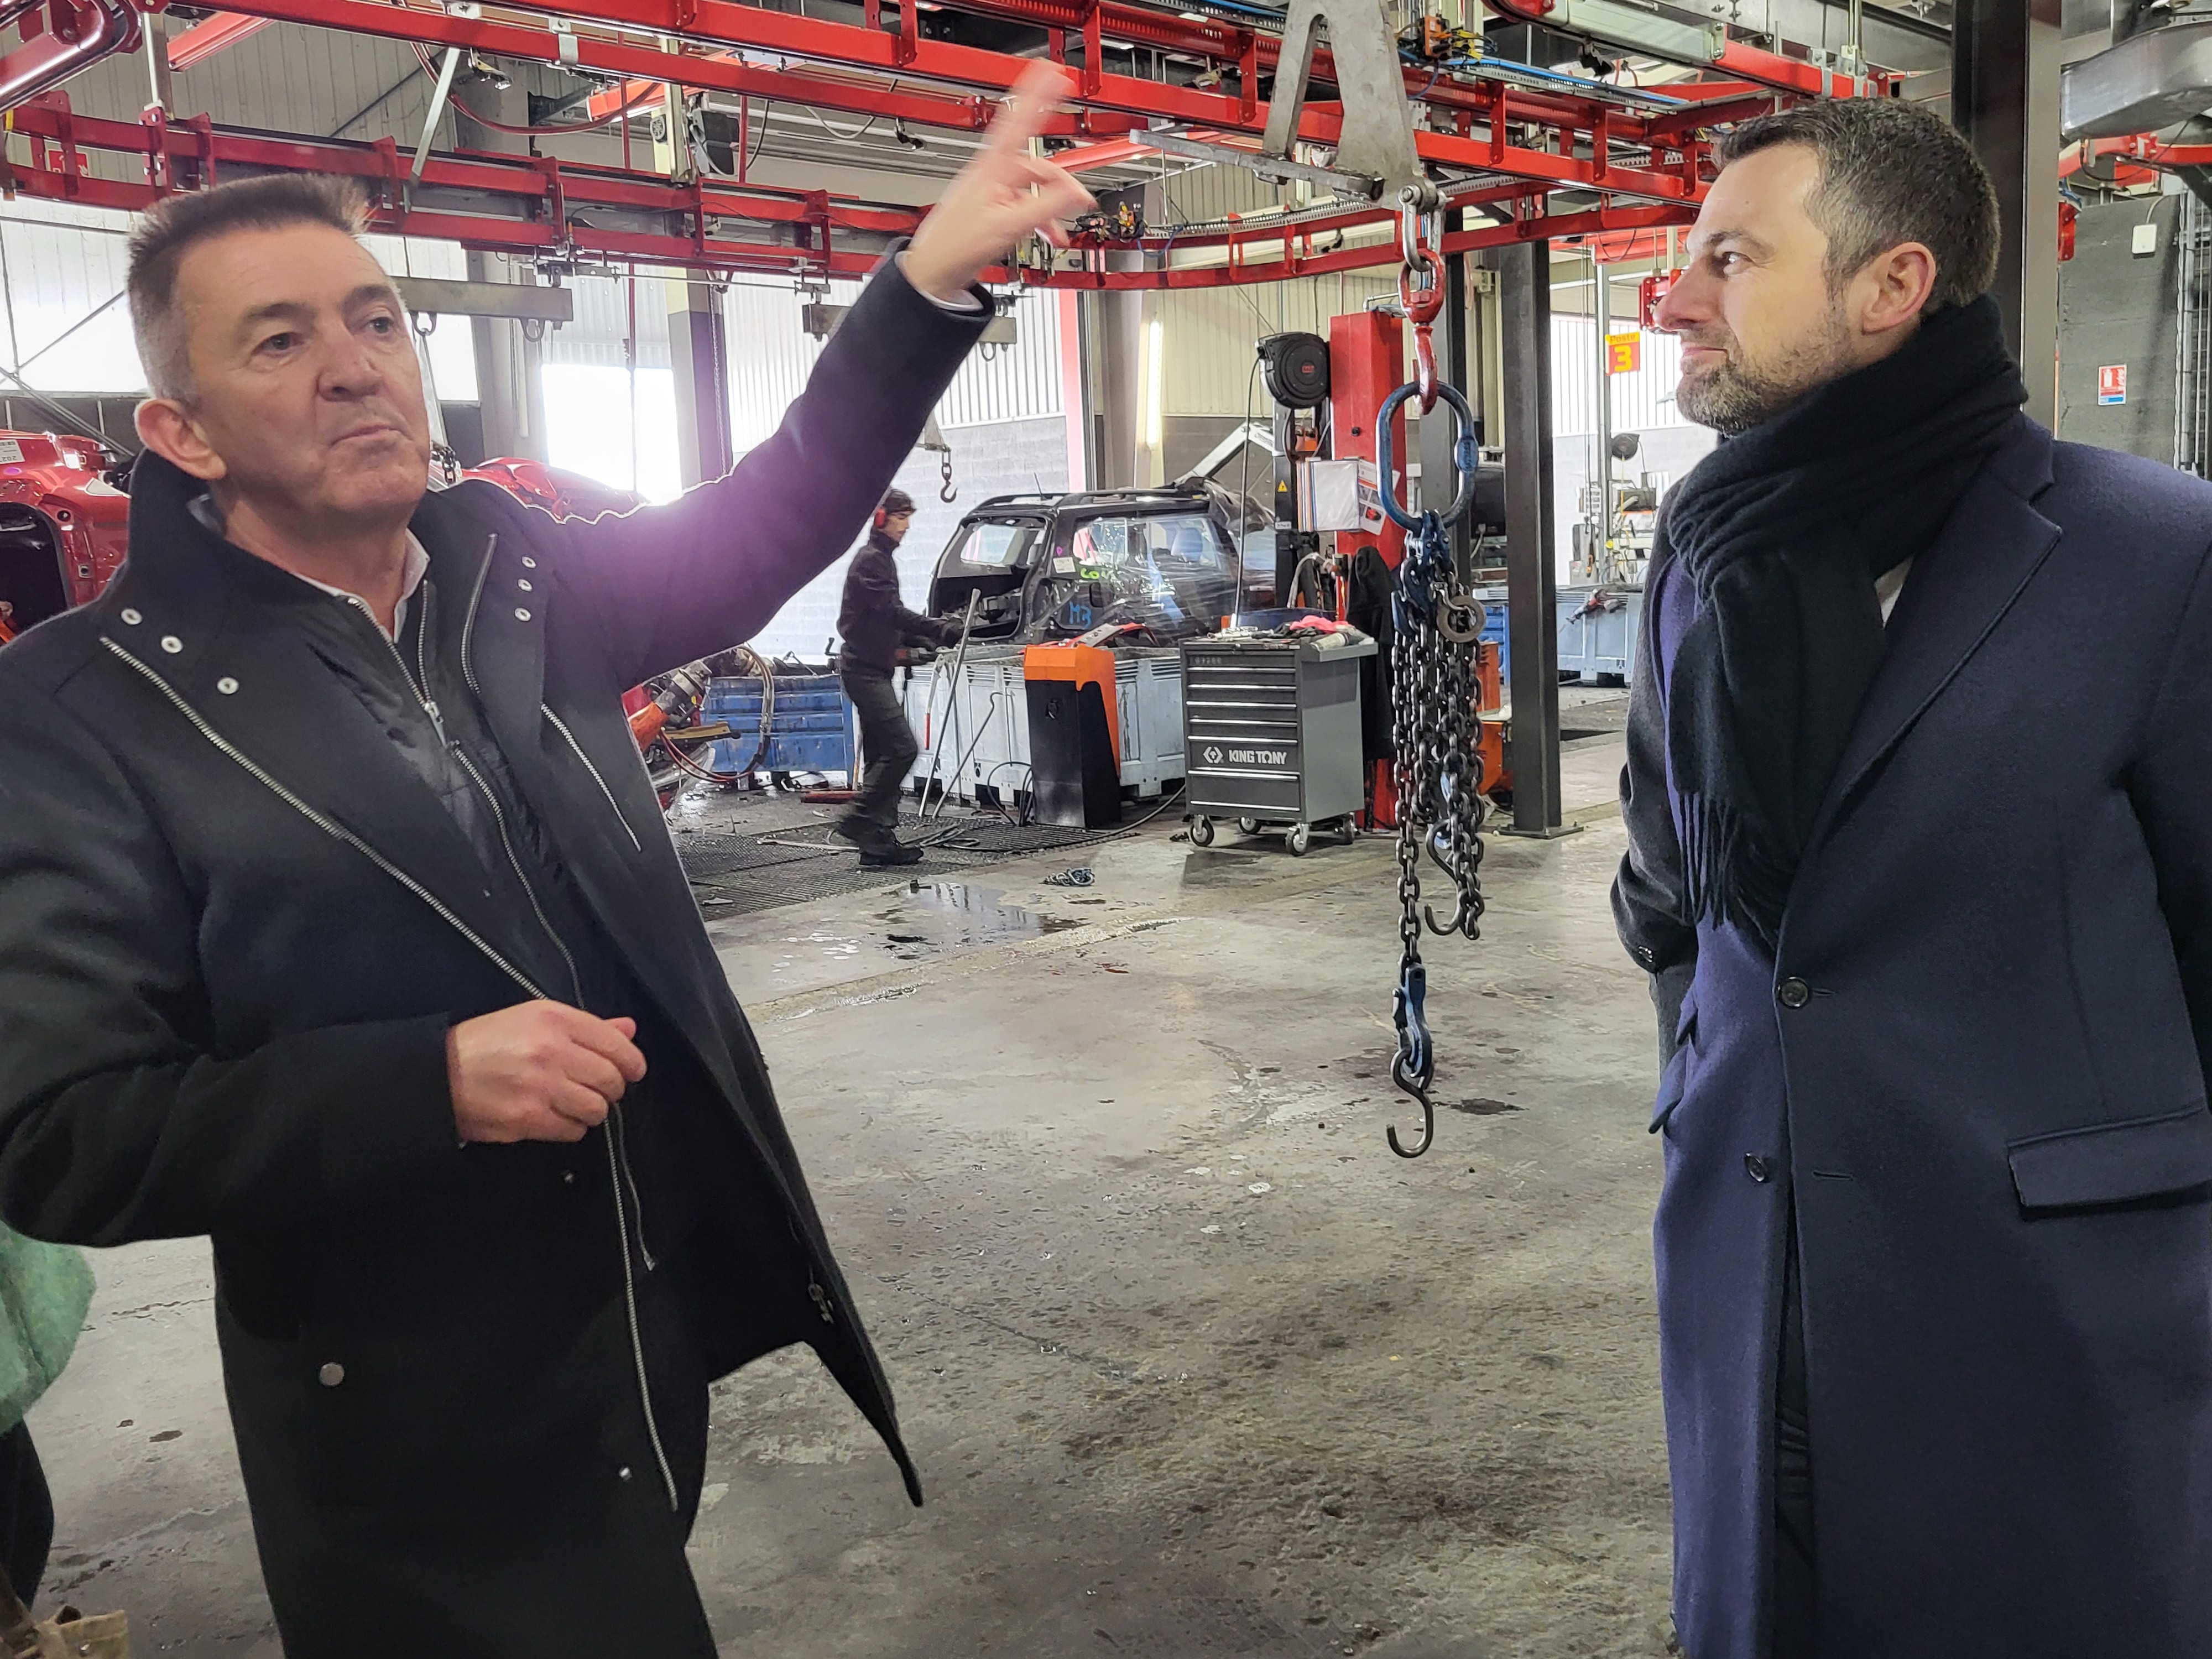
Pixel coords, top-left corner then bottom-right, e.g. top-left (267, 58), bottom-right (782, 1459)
top-left (2063, 19), bottom-right (2212, 139)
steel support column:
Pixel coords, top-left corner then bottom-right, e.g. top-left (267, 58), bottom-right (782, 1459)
top-left (1084, 186), bottom-right (1150, 491)
top-left (1499, 238), bottom-right (1569, 837)
top-left (142, 13), bottom-right (173, 113)
top-left (1954, 0), bottom-right (2062, 424)
top-left (667, 279), bottom-right (734, 487)
top-left (457, 79), bottom-right (547, 462)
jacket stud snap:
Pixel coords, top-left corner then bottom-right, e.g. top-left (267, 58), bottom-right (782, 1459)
top-left (514, 608), bottom-right (531, 622)
top-left (561, 1170), bottom-right (576, 1185)
top-left (517, 580), bottom-right (533, 593)
top-left (160, 635), bottom-right (183, 654)
top-left (119, 607), bottom-right (141, 625)
top-left (317, 1362), bottom-right (346, 1387)
top-left (618, 1465), bottom-right (634, 1482)
top-left (1777, 977), bottom-right (1811, 1009)
top-left (521, 556), bottom-right (536, 568)
top-left (1744, 1155), bottom-right (1773, 1183)
top-left (216, 676), bottom-right (239, 696)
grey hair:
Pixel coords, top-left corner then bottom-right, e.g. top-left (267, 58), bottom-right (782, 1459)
top-left (1714, 97), bottom-right (2001, 311)
top-left (127, 173), bottom-right (369, 402)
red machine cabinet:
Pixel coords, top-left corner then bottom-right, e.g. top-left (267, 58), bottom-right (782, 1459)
top-left (1326, 308), bottom-right (1407, 569)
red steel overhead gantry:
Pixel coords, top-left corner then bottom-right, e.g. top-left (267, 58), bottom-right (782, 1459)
top-left (0, 0), bottom-right (1855, 283)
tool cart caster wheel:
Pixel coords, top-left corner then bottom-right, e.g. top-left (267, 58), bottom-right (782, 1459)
top-left (1238, 816), bottom-right (1260, 836)
top-left (1338, 818), bottom-right (1358, 844)
top-left (1189, 816), bottom-right (1215, 848)
top-left (1285, 822), bottom-right (1312, 857)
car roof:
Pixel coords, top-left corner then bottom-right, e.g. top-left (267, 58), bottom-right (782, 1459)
top-left (966, 483), bottom-right (1215, 520)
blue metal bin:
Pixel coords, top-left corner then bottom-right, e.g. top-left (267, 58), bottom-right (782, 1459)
top-left (699, 673), bottom-right (856, 778)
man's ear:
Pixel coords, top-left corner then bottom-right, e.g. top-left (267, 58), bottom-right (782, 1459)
top-left (134, 396), bottom-right (229, 483)
top-left (1858, 241), bottom-right (1938, 340)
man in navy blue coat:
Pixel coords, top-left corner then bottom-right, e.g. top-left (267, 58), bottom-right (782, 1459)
top-left (1614, 97), bottom-right (2212, 1658)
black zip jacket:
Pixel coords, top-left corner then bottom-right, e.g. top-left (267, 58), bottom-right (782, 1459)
top-left (0, 258), bottom-right (988, 1656)
top-left (838, 526), bottom-right (949, 670)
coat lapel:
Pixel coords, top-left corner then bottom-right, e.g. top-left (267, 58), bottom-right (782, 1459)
top-left (416, 486), bottom-right (732, 1048)
top-left (105, 457), bottom-right (529, 973)
top-left (1804, 415), bottom-right (2063, 853)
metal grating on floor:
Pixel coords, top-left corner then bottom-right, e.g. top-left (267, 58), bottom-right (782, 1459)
top-left (670, 787), bottom-right (1183, 915)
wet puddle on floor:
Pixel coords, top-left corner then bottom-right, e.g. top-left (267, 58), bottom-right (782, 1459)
top-left (769, 883), bottom-right (1082, 972)
top-left (889, 881), bottom-right (1082, 958)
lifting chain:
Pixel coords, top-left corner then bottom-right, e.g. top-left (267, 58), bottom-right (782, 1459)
top-left (1396, 185), bottom-right (1446, 414)
top-left (939, 447), bottom-right (958, 503)
top-left (1375, 374), bottom-right (1488, 1160)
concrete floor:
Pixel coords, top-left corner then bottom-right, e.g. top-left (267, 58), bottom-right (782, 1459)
top-left (28, 721), bottom-right (1676, 1658)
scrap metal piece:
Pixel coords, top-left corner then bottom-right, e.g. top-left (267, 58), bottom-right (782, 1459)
top-left (1260, 0), bottom-right (1427, 199)
top-left (1544, 0), bottom-right (1724, 67)
top-left (394, 277), bottom-right (576, 323)
top-left (1143, 127), bottom-right (1380, 199)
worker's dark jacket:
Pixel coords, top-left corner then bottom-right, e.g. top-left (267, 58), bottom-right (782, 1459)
top-left (838, 526), bottom-right (944, 670)
top-left (1615, 415), bottom-right (2212, 1657)
top-left (0, 262), bottom-right (987, 1656)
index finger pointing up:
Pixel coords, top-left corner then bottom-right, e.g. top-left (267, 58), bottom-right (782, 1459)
top-left (985, 61), bottom-right (1075, 156)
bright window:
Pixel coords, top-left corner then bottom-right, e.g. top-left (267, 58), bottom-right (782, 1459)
top-left (540, 363), bottom-right (683, 504)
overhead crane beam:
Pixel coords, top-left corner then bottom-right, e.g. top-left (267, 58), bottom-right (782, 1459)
top-left (165, 11), bottom-right (276, 70)
top-left (0, 89), bottom-right (1693, 285)
top-left (174, 0), bottom-right (1729, 207)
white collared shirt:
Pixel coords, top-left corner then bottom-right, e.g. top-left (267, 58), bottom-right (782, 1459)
top-left (289, 533), bottom-right (432, 641)
top-left (1877, 559), bottom-right (1912, 626)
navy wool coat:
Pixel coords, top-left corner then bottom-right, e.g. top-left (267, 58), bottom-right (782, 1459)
top-left (1613, 413), bottom-right (2212, 1659)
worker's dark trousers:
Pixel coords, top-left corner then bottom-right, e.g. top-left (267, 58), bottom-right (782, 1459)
top-left (0, 1423), bottom-right (53, 1608)
top-left (840, 662), bottom-right (917, 837)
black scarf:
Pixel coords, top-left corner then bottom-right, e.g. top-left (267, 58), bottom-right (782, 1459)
top-left (1661, 294), bottom-right (2027, 951)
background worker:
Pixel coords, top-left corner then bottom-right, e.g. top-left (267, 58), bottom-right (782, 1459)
top-left (836, 486), bottom-right (956, 865)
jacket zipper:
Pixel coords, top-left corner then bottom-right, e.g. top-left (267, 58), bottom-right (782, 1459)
top-left (449, 535), bottom-right (677, 1512)
top-left (460, 530), bottom-right (643, 857)
top-left (541, 704), bottom-right (642, 853)
top-left (98, 637), bottom-right (545, 1001)
top-left (110, 585), bottom-right (684, 1517)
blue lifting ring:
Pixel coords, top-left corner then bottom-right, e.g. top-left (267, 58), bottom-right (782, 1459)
top-left (1373, 381), bottom-right (1480, 534)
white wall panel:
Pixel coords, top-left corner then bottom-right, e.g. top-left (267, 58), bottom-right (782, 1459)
top-left (61, 25), bottom-right (439, 148)
top-left (724, 276), bottom-right (1065, 455)
top-left (0, 202), bottom-right (135, 392)
top-left (1551, 314), bottom-right (1694, 436)
top-left (540, 273), bottom-right (673, 373)
top-left (0, 203), bottom-right (476, 397)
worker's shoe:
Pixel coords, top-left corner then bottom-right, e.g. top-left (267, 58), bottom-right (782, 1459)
top-left (832, 816), bottom-right (922, 866)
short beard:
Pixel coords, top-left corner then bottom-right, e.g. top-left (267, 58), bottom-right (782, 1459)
top-left (1676, 299), bottom-right (1856, 436)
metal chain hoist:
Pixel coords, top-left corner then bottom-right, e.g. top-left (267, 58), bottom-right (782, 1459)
top-left (1397, 185), bottom-right (1447, 414)
top-left (1373, 196), bottom-right (1491, 1159)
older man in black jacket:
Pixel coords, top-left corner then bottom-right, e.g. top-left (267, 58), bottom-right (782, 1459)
top-left (0, 69), bottom-right (1088, 1659)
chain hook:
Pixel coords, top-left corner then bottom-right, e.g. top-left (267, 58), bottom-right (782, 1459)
top-left (938, 448), bottom-right (957, 503)
top-left (1389, 958), bottom-right (1436, 1159)
top-left (1396, 185), bottom-right (1446, 413)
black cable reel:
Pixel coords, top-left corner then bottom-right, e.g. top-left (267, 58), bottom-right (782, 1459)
top-left (1259, 332), bottom-right (1331, 409)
